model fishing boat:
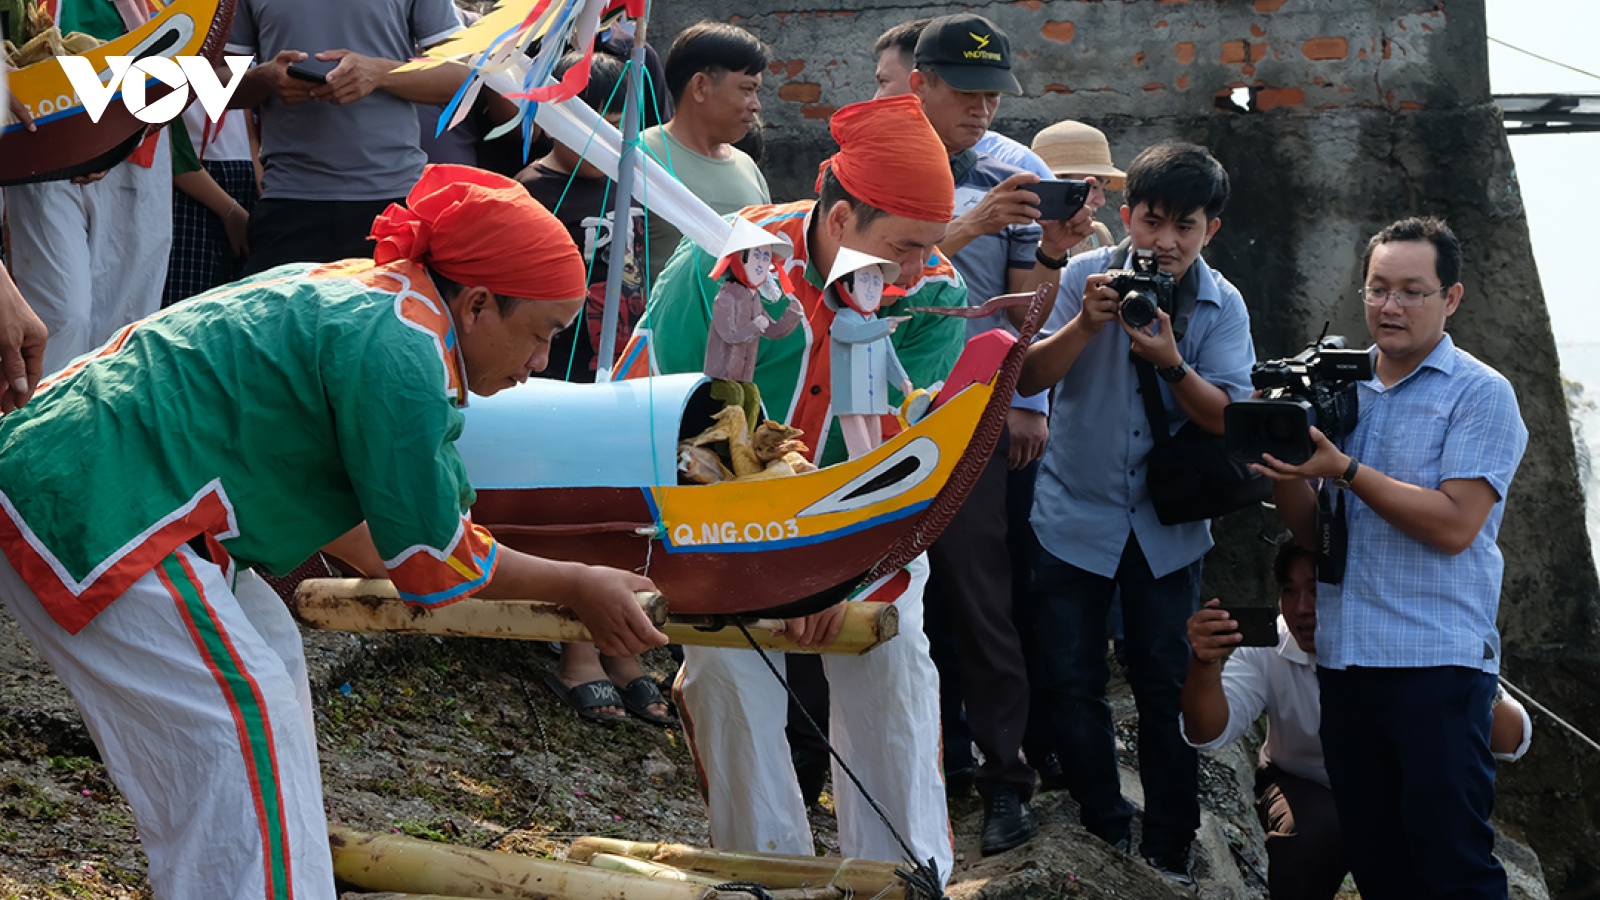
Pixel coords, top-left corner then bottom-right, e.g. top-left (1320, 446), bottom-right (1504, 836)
top-left (410, 0), bottom-right (1046, 619)
top-left (0, 0), bottom-right (234, 184)
top-left (457, 290), bottom-right (1046, 619)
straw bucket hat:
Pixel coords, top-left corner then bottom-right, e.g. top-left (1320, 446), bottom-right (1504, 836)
top-left (1031, 120), bottom-right (1127, 191)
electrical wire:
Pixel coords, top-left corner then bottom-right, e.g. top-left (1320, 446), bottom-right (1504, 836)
top-left (1488, 35), bottom-right (1600, 83)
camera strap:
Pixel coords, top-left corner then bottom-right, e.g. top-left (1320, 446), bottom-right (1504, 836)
top-left (1132, 355), bottom-right (1175, 448)
top-left (949, 149), bottom-right (980, 185)
top-left (1315, 482), bottom-right (1348, 585)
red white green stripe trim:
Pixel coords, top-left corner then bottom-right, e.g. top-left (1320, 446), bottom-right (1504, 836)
top-left (157, 552), bottom-right (295, 900)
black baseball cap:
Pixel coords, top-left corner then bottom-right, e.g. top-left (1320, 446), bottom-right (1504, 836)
top-left (914, 14), bottom-right (1022, 96)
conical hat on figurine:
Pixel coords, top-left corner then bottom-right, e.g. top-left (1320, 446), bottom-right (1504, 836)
top-left (824, 247), bottom-right (901, 290)
top-left (710, 218), bottom-right (794, 284)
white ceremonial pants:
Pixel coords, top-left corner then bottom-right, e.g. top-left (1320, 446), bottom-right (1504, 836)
top-left (675, 554), bottom-right (952, 883)
top-left (0, 547), bottom-right (335, 900)
top-left (6, 132), bottom-right (172, 375)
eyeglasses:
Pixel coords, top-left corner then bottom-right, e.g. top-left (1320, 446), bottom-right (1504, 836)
top-left (1359, 285), bottom-right (1448, 308)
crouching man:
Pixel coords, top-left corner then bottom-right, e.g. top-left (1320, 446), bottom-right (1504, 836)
top-left (1181, 542), bottom-right (1531, 900)
top-left (0, 165), bottom-right (667, 900)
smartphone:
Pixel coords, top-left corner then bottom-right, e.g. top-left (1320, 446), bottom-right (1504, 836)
top-left (287, 57), bottom-right (338, 84)
top-left (1030, 179), bottom-right (1091, 222)
top-left (1223, 606), bottom-right (1280, 648)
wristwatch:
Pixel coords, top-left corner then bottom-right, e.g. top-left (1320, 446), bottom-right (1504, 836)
top-left (1035, 245), bottom-right (1068, 270)
top-left (1333, 458), bottom-right (1360, 490)
top-left (1157, 361), bottom-right (1189, 384)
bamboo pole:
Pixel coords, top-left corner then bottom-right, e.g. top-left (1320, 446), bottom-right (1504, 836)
top-left (567, 838), bottom-right (905, 899)
top-left (291, 579), bottom-right (666, 641)
top-left (588, 853), bottom-right (725, 885)
top-left (340, 895), bottom-right (482, 900)
top-left (662, 603), bottom-right (898, 655)
top-left (329, 825), bottom-right (716, 900)
top-left (293, 579), bottom-right (896, 655)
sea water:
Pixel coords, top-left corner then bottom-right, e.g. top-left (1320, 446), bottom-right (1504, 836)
top-left (1558, 343), bottom-right (1600, 555)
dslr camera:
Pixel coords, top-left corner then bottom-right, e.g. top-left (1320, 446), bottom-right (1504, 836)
top-left (1224, 337), bottom-right (1372, 465)
top-left (1107, 248), bottom-right (1176, 329)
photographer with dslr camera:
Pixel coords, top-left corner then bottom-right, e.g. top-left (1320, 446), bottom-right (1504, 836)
top-left (1016, 142), bottom-right (1255, 887)
top-left (1250, 217), bottom-right (1528, 899)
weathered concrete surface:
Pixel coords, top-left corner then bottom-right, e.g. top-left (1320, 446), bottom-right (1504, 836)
top-left (654, 0), bottom-right (1600, 894)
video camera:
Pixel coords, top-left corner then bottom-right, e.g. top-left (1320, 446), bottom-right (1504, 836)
top-left (1107, 248), bottom-right (1176, 329)
top-left (1224, 336), bottom-right (1372, 465)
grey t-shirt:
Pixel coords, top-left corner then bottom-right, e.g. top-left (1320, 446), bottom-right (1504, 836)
top-left (640, 125), bottom-right (770, 285)
top-left (227, 0), bottom-right (461, 201)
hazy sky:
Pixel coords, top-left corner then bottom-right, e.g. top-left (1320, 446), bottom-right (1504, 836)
top-left (1485, 0), bottom-right (1600, 345)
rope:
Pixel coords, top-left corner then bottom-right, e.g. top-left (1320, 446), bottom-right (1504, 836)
top-left (733, 621), bottom-right (947, 900)
top-left (1500, 675), bottom-right (1600, 754)
top-left (715, 883), bottom-right (775, 900)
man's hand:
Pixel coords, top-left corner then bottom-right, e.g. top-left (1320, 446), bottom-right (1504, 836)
top-left (784, 601), bottom-right (848, 648)
top-left (1073, 273), bottom-right (1122, 336)
top-left (1250, 426), bottom-right (1350, 483)
top-left (1188, 599), bottom-right (1242, 665)
top-left (1123, 307), bottom-right (1183, 368)
top-left (1006, 408), bottom-right (1048, 469)
top-left (941, 172), bottom-right (1042, 257)
top-left (310, 50), bottom-right (393, 105)
top-left (7, 89), bottom-right (35, 132)
top-left (0, 269), bottom-right (47, 414)
top-left (258, 50), bottom-right (315, 104)
top-left (1039, 205), bottom-right (1095, 256)
top-left (566, 566), bottom-right (669, 657)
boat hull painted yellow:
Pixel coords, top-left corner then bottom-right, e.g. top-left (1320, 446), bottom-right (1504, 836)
top-left (0, 0), bottom-right (234, 185)
top-left (471, 286), bottom-right (1050, 617)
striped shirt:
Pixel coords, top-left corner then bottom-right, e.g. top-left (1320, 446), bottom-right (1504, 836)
top-left (1317, 334), bottom-right (1528, 673)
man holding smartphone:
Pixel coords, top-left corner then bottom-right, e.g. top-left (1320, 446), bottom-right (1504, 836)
top-left (1181, 543), bottom-right (1533, 900)
top-left (224, 0), bottom-right (470, 274)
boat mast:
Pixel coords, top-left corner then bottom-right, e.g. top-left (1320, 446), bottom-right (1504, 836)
top-left (593, 0), bottom-right (648, 383)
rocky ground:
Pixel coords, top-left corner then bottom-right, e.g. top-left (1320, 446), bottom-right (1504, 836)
top-left (0, 604), bottom-right (1554, 899)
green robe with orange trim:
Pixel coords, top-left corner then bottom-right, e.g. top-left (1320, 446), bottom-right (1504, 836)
top-left (632, 201), bottom-right (969, 466)
top-left (0, 259), bottom-right (498, 633)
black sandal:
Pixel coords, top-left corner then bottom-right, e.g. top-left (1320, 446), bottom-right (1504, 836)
top-left (617, 677), bottom-right (677, 727)
top-left (543, 671), bottom-right (627, 724)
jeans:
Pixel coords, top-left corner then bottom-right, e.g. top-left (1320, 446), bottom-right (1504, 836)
top-left (1027, 533), bottom-right (1202, 859)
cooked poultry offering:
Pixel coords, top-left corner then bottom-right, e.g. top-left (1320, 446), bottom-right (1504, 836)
top-left (681, 406), bottom-right (815, 483)
top-left (5, 2), bottom-right (102, 68)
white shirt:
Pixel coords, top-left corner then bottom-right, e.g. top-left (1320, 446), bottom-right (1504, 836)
top-left (1183, 617), bottom-right (1330, 788)
top-left (1182, 618), bottom-right (1531, 788)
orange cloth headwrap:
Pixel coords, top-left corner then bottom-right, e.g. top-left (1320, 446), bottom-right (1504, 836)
top-left (371, 164), bottom-right (587, 301)
top-left (816, 95), bottom-right (954, 224)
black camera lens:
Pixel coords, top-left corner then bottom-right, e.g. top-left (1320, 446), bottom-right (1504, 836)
top-left (1120, 291), bottom-right (1158, 329)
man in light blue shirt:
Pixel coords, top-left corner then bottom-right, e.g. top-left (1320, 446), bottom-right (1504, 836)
top-left (1253, 217), bottom-right (1527, 899)
top-left (1017, 142), bottom-right (1254, 887)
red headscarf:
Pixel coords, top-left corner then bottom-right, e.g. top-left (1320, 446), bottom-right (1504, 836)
top-left (371, 164), bottom-right (587, 301)
top-left (816, 95), bottom-right (954, 224)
